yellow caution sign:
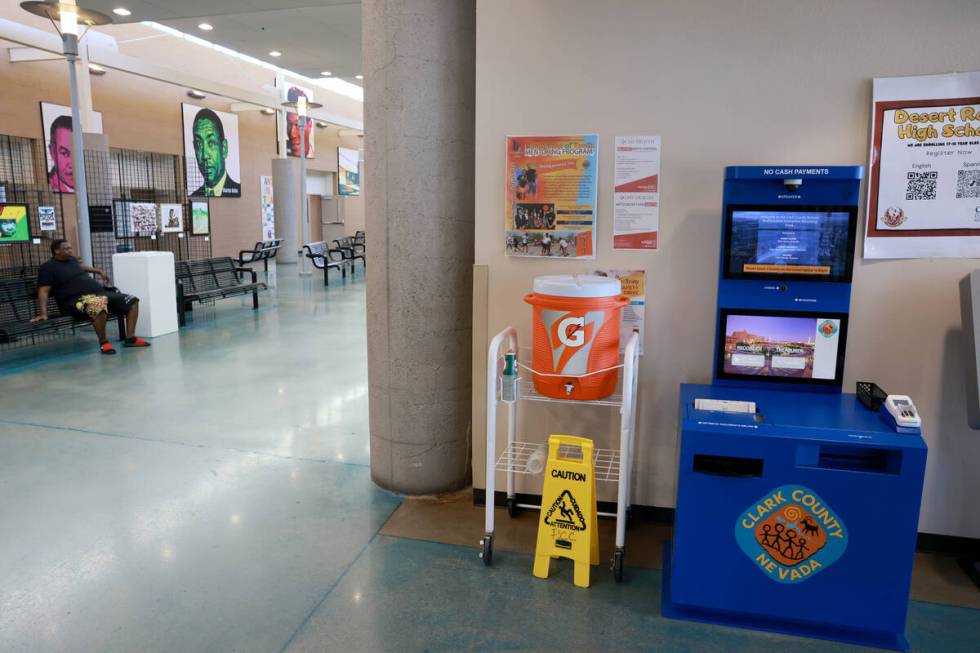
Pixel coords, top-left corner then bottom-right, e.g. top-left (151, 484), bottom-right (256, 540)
top-left (533, 434), bottom-right (599, 588)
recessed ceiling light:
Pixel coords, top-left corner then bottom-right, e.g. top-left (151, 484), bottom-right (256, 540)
top-left (113, 8), bottom-right (131, 17)
top-left (320, 71), bottom-right (332, 76)
top-left (261, 108), bottom-right (275, 115)
top-left (315, 121), bottom-right (327, 128)
top-left (187, 89), bottom-right (207, 99)
top-left (355, 74), bottom-right (363, 80)
top-left (269, 50), bottom-right (282, 57)
top-left (198, 23), bottom-right (213, 31)
top-left (88, 63), bottom-right (106, 75)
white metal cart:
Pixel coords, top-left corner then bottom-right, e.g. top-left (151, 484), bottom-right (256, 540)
top-left (479, 327), bottom-right (640, 581)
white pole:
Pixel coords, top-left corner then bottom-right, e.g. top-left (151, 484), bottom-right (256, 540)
top-left (299, 114), bottom-right (310, 276)
top-left (64, 33), bottom-right (93, 266)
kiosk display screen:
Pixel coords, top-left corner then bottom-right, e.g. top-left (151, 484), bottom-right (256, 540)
top-left (0, 204), bottom-right (31, 244)
top-left (724, 205), bottom-right (857, 281)
top-left (717, 309), bottom-right (848, 386)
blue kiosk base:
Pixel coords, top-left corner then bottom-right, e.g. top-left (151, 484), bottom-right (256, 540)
top-left (662, 542), bottom-right (909, 651)
top-left (662, 384), bottom-right (927, 652)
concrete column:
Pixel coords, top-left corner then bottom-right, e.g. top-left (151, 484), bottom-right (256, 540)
top-left (363, 0), bottom-right (476, 494)
top-left (272, 157), bottom-right (301, 264)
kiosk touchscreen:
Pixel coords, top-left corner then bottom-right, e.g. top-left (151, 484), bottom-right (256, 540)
top-left (723, 206), bottom-right (857, 282)
top-left (716, 309), bottom-right (847, 388)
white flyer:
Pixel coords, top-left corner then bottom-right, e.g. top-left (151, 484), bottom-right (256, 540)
top-left (865, 71), bottom-right (980, 258)
top-left (38, 206), bottom-right (57, 231)
top-left (260, 175), bottom-right (276, 240)
top-left (596, 269), bottom-right (645, 355)
top-left (614, 136), bottom-right (660, 250)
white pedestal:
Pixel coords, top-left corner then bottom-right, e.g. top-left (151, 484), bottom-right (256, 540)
top-left (111, 252), bottom-right (179, 338)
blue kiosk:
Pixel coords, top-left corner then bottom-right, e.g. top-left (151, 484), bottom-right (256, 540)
top-left (662, 167), bottom-right (928, 651)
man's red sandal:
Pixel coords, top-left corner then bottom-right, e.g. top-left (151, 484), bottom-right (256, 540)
top-left (123, 337), bottom-right (151, 348)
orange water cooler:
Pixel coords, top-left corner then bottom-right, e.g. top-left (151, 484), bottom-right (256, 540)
top-left (524, 275), bottom-right (629, 401)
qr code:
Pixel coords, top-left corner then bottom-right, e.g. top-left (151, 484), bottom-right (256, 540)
top-left (956, 170), bottom-right (980, 199)
top-left (906, 171), bottom-right (937, 200)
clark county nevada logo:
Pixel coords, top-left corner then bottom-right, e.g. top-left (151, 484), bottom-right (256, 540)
top-left (735, 484), bottom-right (848, 584)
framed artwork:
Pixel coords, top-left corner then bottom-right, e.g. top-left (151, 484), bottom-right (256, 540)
top-left (40, 102), bottom-right (103, 194)
top-left (191, 200), bottom-right (210, 236)
top-left (182, 103), bottom-right (242, 198)
top-left (0, 204), bottom-right (31, 243)
top-left (281, 82), bottom-right (315, 158)
top-left (338, 147), bottom-right (360, 196)
top-left (114, 200), bottom-right (158, 238)
top-left (160, 203), bottom-right (184, 233)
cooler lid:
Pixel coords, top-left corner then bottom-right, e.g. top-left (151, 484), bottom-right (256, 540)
top-left (532, 274), bottom-right (621, 298)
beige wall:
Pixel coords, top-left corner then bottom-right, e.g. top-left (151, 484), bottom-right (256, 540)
top-left (0, 47), bottom-right (364, 260)
top-left (473, 0), bottom-right (980, 538)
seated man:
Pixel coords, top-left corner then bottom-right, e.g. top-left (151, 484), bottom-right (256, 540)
top-left (31, 239), bottom-right (150, 354)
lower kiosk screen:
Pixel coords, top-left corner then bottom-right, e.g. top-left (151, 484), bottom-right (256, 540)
top-left (716, 309), bottom-right (848, 386)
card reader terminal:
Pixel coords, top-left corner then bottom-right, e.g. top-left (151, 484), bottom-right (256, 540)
top-left (884, 395), bottom-right (922, 430)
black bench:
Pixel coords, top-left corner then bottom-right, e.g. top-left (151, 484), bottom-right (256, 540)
top-left (0, 277), bottom-right (126, 344)
top-left (175, 257), bottom-right (268, 326)
top-left (303, 241), bottom-right (347, 286)
top-left (333, 236), bottom-right (366, 274)
top-left (238, 239), bottom-right (283, 278)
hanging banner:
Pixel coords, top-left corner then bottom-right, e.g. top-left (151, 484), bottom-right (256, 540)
top-left (614, 136), bottom-right (660, 250)
top-left (260, 175), bottom-right (275, 240)
top-left (595, 269), bottom-right (646, 355)
top-left (865, 71), bottom-right (980, 259)
top-left (505, 135), bottom-right (598, 259)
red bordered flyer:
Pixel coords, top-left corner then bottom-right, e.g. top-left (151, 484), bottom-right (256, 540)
top-left (865, 71), bottom-right (980, 259)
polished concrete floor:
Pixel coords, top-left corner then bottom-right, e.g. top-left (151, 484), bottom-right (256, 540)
top-left (1, 267), bottom-right (978, 652)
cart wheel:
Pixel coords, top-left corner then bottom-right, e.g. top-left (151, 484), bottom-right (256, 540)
top-left (612, 548), bottom-right (624, 582)
top-left (479, 534), bottom-right (494, 566)
top-left (506, 497), bottom-right (518, 518)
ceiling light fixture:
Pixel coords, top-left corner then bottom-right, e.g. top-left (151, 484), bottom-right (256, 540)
top-left (198, 23), bottom-right (213, 31)
top-left (187, 89), bottom-right (207, 99)
top-left (316, 121), bottom-right (327, 128)
top-left (320, 71), bottom-right (331, 76)
top-left (88, 63), bottom-right (106, 75)
top-left (355, 74), bottom-right (363, 80)
top-left (112, 7), bottom-right (130, 17)
top-left (269, 50), bottom-right (281, 57)
top-left (261, 108), bottom-right (275, 115)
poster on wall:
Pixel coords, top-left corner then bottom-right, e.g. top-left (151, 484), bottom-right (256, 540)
top-left (160, 204), bottom-right (184, 233)
top-left (505, 135), bottom-right (598, 259)
top-left (0, 204), bottom-right (31, 244)
top-left (40, 102), bottom-right (104, 194)
top-left (280, 82), bottom-right (315, 158)
top-left (114, 201), bottom-right (158, 237)
top-left (182, 103), bottom-right (242, 198)
top-left (191, 200), bottom-right (210, 236)
top-left (865, 71), bottom-right (980, 259)
top-left (613, 136), bottom-right (660, 250)
top-left (260, 175), bottom-right (275, 240)
top-left (338, 147), bottom-right (361, 196)
top-left (38, 206), bottom-right (57, 231)
top-left (595, 269), bottom-right (646, 355)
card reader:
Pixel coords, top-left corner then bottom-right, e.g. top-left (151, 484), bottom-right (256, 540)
top-left (880, 395), bottom-right (922, 434)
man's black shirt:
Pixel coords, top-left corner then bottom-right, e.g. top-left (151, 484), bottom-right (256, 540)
top-left (37, 257), bottom-right (103, 306)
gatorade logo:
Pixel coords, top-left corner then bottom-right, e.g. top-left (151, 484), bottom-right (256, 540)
top-left (557, 317), bottom-right (585, 347)
top-left (540, 309), bottom-right (606, 375)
